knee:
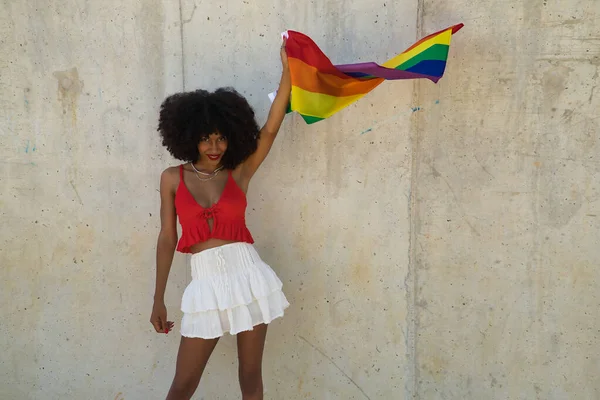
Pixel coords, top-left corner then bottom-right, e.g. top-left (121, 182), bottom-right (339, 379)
top-left (239, 366), bottom-right (263, 396)
top-left (167, 375), bottom-right (199, 400)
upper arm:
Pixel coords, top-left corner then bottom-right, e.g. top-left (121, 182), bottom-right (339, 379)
top-left (158, 168), bottom-right (178, 242)
top-left (239, 67), bottom-right (290, 181)
top-left (239, 128), bottom-right (277, 182)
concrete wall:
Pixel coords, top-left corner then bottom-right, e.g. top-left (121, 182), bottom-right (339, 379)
top-left (1, 1), bottom-right (598, 399)
top-left (414, 1), bottom-right (600, 399)
top-left (1, 1), bottom-right (184, 399)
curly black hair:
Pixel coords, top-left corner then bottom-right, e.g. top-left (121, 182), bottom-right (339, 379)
top-left (157, 87), bottom-right (260, 169)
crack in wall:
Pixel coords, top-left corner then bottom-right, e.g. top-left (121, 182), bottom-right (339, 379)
top-left (298, 336), bottom-right (372, 400)
top-left (178, 0), bottom-right (186, 90)
top-left (182, 2), bottom-right (197, 24)
top-left (406, 0), bottom-right (425, 399)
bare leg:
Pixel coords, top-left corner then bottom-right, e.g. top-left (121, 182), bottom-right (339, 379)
top-left (237, 324), bottom-right (268, 400)
top-left (166, 336), bottom-right (220, 400)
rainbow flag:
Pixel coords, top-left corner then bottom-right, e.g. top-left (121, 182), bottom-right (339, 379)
top-left (271, 23), bottom-right (464, 124)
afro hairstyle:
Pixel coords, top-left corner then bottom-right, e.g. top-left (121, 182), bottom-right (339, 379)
top-left (157, 87), bottom-right (260, 169)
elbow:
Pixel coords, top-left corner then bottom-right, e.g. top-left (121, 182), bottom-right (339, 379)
top-left (261, 125), bottom-right (279, 139)
top-left (157, 230), bottom-right (178, 250)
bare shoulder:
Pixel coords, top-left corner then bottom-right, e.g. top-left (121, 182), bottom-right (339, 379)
top-left (162, 165), bottom-right (180, 178)
top-left (160, 165), bottom-right (182, 193)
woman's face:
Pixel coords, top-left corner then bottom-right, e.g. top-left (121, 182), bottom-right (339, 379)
top-left (197, 132), bottom-right (228, 166)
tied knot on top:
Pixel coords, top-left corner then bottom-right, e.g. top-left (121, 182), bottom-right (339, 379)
top-left (199, 207), bottom-right (218, 220)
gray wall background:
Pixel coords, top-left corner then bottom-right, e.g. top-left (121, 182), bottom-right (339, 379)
top-left (1, 0), bottom-right (598, 399)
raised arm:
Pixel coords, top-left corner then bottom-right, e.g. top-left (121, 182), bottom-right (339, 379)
top-left (241, 39), bottom-right (291, 180)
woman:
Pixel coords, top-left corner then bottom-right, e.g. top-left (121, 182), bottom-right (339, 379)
top-left (151, 40), bottom-right (291, 400)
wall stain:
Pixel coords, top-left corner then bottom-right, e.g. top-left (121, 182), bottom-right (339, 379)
top-left (421, 352), bottom-right (449, 383)
top-left (329, 298), bottom-right (356, 328)
top-left (75, 223), bottom-right (96, 252)
top-left (541, 65), bottom-right (573, 111)
top-left (350, 261), bottom-right (372, 288)
top-left (24, 87), bottom-right (31, 112)
top-left (561, 109), bottom-right (574, 123)
top-left (24, 140), bottom-right (36, 153)
top-left (53, 67), bottom-right (83, 125)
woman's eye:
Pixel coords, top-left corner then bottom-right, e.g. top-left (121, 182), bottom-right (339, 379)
top-left (219, 136), bottom-right (227, 141)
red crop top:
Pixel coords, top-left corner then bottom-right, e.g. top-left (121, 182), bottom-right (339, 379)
top-left (174, 165), bottom-right (254, 253)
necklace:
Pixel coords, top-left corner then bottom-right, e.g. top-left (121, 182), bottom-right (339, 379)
top-left (191, 162), bottom-right (224, 176)
top-left (194, 171), bottom-right (220, 182)
top-left (190, 163), bottom-right (223, 182)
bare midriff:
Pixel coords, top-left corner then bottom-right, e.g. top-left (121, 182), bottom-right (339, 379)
top-left (188, 238), bottom-right (239, 254)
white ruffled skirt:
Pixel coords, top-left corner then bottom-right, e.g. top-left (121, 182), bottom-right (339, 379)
top-left (180, 242), bottom-right (289, 339)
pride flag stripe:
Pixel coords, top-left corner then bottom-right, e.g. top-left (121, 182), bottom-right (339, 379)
top-left (289, 58), bottom-right (384, 98)
top-left (291, 86), bottom-right (369, 120)
top-left (285, 39), bottom-right (350, 80)
top-left (397, 44), bottom-right (450, 71)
